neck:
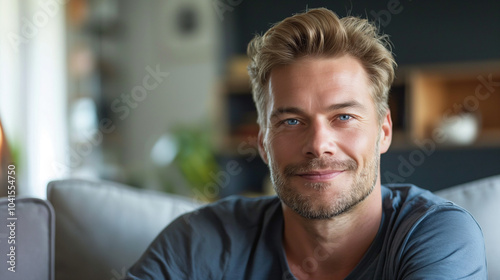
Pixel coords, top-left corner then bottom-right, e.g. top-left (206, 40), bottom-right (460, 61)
top-left (282, 184), bottom-right (382, 280)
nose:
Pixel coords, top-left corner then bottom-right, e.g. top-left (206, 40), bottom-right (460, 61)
top-left (302, 119), bottom-right (336, 158)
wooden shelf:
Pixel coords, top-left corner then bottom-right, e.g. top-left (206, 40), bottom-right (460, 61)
top-left (407, 61), bottom-right (500, 146)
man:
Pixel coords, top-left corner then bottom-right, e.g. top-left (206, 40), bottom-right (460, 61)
top-left (126, 8), bottom-right (486, 279)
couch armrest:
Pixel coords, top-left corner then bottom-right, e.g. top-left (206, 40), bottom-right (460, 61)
top-left (0, 197), bottom-right (55, 280)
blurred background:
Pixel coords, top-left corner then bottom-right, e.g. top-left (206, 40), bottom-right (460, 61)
top-left (1, 0), bottom-right (499, 200)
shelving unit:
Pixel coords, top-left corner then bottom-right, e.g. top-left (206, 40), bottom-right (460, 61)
top-left (216, 56), bottom-right (258, 154)
top-left (219, 56), bottom-right (500, 153)
top-left (407, 61), bottom-right (500, 147)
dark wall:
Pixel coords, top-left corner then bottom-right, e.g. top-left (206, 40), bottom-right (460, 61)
top-left (381, 147), bottom-right (500, 192)
top-left (230, 0), bottom-right (500, 65)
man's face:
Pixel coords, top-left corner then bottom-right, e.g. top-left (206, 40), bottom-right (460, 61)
top-left (259, 56), bottom-right (392, 219)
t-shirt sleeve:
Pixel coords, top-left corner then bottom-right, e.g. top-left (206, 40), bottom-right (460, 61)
top-left (123, 209), bottom-right (229, 280)
top-left (398, 204), bottom-right (487, 279)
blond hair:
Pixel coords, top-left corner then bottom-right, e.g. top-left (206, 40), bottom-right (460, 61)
top-left (247, 8), bottom-right (396, 128)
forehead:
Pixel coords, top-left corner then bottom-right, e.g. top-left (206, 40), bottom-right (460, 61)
top-left (268, 56), bottom-right (372, 108)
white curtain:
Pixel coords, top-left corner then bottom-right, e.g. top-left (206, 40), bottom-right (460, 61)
top-left (0, 0), bottom-right (68, 198)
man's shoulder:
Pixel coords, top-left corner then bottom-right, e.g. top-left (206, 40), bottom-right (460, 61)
top-left (380, 183), bottom-right (477, 235)
top-left (175, 195), bottom-right (281, 232)
top-left (382, 184), bottom-right (449, 212)
top-left (126, 196), bottom-right (282, 279)
top-left (208, 194), bottom-right (281, 213)
top-left (372, 184), bottom-right (486, 278)
top-left (201, 195), bottom-right (280, 218)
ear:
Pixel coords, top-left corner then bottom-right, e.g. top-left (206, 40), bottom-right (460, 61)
top-left (258, 130), bottom-right (269, 165)
top-left (379, 110), bottom-right (393, 154)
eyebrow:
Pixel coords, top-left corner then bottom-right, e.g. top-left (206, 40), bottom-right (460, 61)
top-left (270, 101), bottom-right (365, 119)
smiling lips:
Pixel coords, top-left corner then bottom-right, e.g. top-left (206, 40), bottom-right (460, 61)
top-left (296, 170), bottom-right (344, 181)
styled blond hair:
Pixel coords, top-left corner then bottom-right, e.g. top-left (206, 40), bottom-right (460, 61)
top-left (247, 8), bottom-right (396, 128)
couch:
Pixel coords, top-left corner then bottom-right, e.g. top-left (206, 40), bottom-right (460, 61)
top-left (1, 175), bottom-right (498, 279)
top-left (46, 179), bottom-right (200, 280)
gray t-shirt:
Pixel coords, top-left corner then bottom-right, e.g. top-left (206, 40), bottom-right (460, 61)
top-left (125, 185), bottom-right (487, 279)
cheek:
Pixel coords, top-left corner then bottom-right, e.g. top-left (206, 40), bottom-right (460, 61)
top-left (339, 129), bottom-right (378, 162)
top-left (265, 132), bottom-right (300, 162)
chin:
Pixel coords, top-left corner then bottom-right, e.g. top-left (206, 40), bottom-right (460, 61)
top-left (279, 178), bottom-right (375, 220)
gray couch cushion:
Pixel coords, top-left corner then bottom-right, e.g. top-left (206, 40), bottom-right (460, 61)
top-left (0, 197), bottom-right (55, 280)
top-left (47, 179), bottom-right (200, 280)
top-left (435, 175), bottom-right (500, 280)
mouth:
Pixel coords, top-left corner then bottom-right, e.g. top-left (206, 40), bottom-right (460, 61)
top-left (296, 170), bottom-right (344, 181)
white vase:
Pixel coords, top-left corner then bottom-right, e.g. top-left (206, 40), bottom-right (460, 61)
top-left (439, 113), bottom-right (480, 145)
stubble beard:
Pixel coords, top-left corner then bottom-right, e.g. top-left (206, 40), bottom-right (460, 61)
top-left (269, 143), bottom-right (380, 220)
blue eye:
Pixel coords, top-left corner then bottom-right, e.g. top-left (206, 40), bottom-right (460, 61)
top-left (339, 114), bottom-right (351, 121)
top-left (285, 119), bottom-right (299, 125)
